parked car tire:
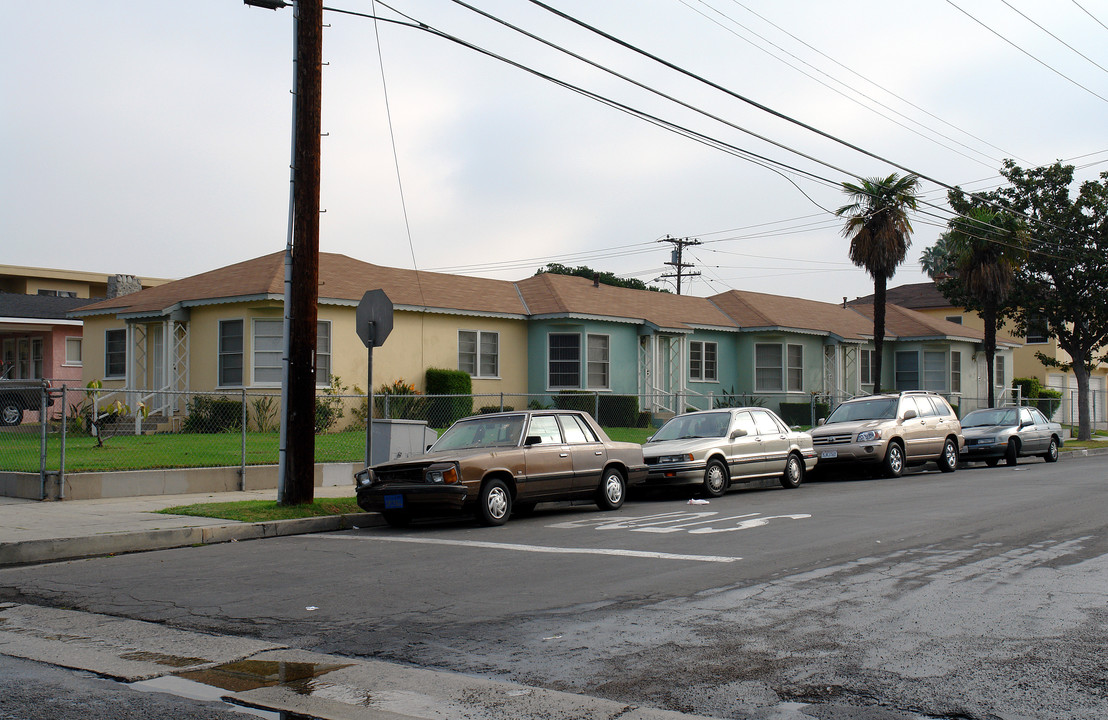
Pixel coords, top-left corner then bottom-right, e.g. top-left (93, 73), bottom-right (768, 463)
top-left (0, 401), bottom-right (22, 427)
top-left (882, 441), bottom-right (905, 478)
top-left (1043, 437), bottom-right (1060, 463)
top-left (780, 452), bottom-right (804, 489)
top-left (478, 478), bottom-right (512, 526)
top-left (383, 511), bottom-right (411, 528)
top-left (985, 458), bottom-right (1000, 468)
top-left (1005, 439), bottom-right (1019, 466)
top-left (703, 458), bottom-right (728, 497)
top-left (938, 437), bottom-right (959, 473)
top-left (596, 467), bottom-right (626, 510)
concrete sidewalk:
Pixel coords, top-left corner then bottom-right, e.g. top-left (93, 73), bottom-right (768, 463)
top-left (0, 484), bottom-right (385, 567)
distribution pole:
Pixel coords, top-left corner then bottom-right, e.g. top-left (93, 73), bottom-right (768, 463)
top-left (283, 0), bottom-right (324, 505)
top-left (658, 236), bottom-right (701, 295)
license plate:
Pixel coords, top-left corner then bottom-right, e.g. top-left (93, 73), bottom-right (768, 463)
top-left (820, 450), bottom-right (838, 459)
top-left (383, 494), bottom-right (404, 509)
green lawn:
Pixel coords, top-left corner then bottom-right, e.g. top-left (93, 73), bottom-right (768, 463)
top-left (158, 497), bottom-right (363, 522)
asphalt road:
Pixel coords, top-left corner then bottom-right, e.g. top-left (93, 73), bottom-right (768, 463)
top-left (2, 456), bottom-right (1106, 720)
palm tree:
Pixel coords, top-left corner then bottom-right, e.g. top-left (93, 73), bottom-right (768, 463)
top-left (837, 173), bottom-right (921, 394)
top-left (945, 207), bottom-right (1026, 407)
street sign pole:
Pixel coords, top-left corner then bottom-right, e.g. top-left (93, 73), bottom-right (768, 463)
top-left (355, 290), bottom-right (393, 470)
top-left (365, 322), bottom-right (374, 468)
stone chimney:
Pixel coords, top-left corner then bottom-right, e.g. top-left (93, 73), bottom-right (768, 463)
top-left (106, 274), bottom-right (143, 299)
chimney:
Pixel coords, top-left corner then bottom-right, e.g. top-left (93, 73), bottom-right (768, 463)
top-left (842, 296), bottom-right (847, 309)
top-left (593, 273), bottom-right (600, 288)
top-left (107, 274), bottom-right (143, 299)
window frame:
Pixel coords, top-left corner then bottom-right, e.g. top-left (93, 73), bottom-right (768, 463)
top-left (104, 329), bottom-right (127, 379)
top-left (547, 332), bottom-right (581, 390)
top-left (64, 336), bottom-right (83, 367)
top-left (586, 333), bottom-right (610, 390)
top-left (458, 329), bottom-right (500, 379)
top-left (894, 350), bottom-right (920, 390)
top-left (787, 343), bottom-right (803, 392)
top-left (1025, 314), bottom-right (1048, 344)
top-left (860, 348), bottom-right (875, 386)
top-left (218, 319), bottom-right (244, 388)
top-left (315, 320), bottom-right (332, 387)
top-left (754, 343), bottom-right (784, 392)
top-left (689, 340), bottom-right (718, 382)
top-left (251, 318), bottom-right (283, 387)
top-left (950, 351), bottom-right (961, 394)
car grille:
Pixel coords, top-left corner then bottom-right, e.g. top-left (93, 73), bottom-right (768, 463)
top-left (812, 434), bottom-right (853, 446)
top-left (375, 466), bottom-right (429, 483)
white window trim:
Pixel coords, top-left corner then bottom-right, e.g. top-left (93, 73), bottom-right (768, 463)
top-left (63, 336), bottom-right (83, 367)
top-left (586, 333), bottom-right (611, 390)
top-left (104, 328), bottom-right (127, 379)
top-left (315, 319), bottom-right (332, 388)
top-left (547, 332), bottom-right (582, 391)
top-left (217, 318), bottom-right (245, 389)
top-left (458, 329), bottom-right (501, 379)
top-left (251, 317), bottom-right (283, 388)
top-left (690, 340), bottom-right (719, 383)
top-left (787, 343), bottom-right (804, 393)
top-left (860, 348), bottom-right (875, 387)
top-left (754, 342), bottom-right (784, 392)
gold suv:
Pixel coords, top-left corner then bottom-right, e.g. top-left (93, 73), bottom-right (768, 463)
top-left (809, 392), bottom-right (963, 478)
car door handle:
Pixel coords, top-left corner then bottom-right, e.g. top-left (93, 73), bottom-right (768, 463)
top-left (594, 451), bottom-right (603, 456)
top-left (560, 452), bottom-right (569, 458)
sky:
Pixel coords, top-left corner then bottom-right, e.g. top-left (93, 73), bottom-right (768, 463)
top-left (3, 0), bottom-right (1106, 304)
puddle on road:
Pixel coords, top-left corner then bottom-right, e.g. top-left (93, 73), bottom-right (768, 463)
top-left (128, 659), bottom-right (359, 719)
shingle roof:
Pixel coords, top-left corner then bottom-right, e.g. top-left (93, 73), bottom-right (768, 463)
top-left (851, 281), bottom-right (952, 310)
top-left (849, 302), bottom-right (1021, 347)
top-left (516, 273), bottom-right (738, 331)
top-left (72, 252), bottom-right (529, 318)
top-left (709, 289), bottom-right (875, 340)
top-left (0, 292), bottom-right (99, 320)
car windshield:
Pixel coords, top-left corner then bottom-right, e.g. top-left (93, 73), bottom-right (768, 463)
top-left (826, 397), bottom-right (899, 423)
top-left (431, 415), bottom-right (526, 451)
top-left (961, 408), bottom-right (1018, 427)
top-left (650, 412), bottom-right (731, 442)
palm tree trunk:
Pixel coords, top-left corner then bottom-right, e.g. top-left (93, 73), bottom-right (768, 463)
top-left (984, 302), bottom-right (997, 408)
top-left (872, 277), bottom-right (886, 394)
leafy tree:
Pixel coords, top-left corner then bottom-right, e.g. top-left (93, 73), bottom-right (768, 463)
top-left (535, 263), bottom-right (670, 292)
top-left (836, 173), bottom-right (922, 393)
top-left (920, 234), bottom-right (956, 280)
top-left (949, 160), bottom-right (1108, 440)
top-left (937, 208), bottom-right (1027, 408)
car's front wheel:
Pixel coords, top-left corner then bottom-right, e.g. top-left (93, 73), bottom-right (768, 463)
top-left (703, 459), bottom-right (728, 497)
top-left (938, 437), bottom-right (958, 473)
top-left (0, 401), bottom-right (22, 427)
top-left (882, 442), bottom-right (905, 478)
top-left (596, 467), bottom-right (626, 510)
top-left (780, 453), bottom-right (804, 489)
top-left (478, 478), bottom-right (512, 526)
top-left (1043, 437), bottom-right (1059, 463)
top-left (1005, 439), bottom-right (1019, 466)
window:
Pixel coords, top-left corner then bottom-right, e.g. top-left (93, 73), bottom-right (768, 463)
top-left (1025, 314), bottom-right (1048, 344)
top-left (923, 351), bottom-right (946, 391)
top-left (752, 409), bottom-right (784, 435)
top-left (105, 329), bottom-right (126, 378)
top-left (558, 414), bottom-right (598, 443)
top-left (690, 341), bottom-right (718, 381)
top-left (860, 348), bottom-right (875, 386)
top-left (65, 337), bottom-right (82, 366)
top-left (30, 339), bottom-right (43, 379)
top-left (733, 411), bottom-right (758, 437)
top-left (755, 344), bottom-right (783, 391)
top-left (548, 333), bottom-right (580, 389)
top-left (995, 355), bottom-right (1005, 390)
top-left (1, 339), bottom-right (13, 378)
top-left (253, 319), bottom-right (283, 385)
top-left (945, 315), bottom-right (963, 325)
top-left (218, 320), bottom-right (243, 387)
top-left (459, 330), bottom-right (499, 378)
top-left (895, 351), bottom-right (919, 390)
top-left (787, 344), bottom-right (804, 392)
top-left (527, 415), bottom-right (562, 444)
top-left (315, 320), bottom-right (332, 383)
top-left (587, 334), bottom-right (609, 389)
top-left (951, 351), bottom-right (961, 393)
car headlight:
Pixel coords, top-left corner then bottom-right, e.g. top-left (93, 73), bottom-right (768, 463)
top-left (354, 468), bottom-right (375, 487)
top-left (979, 437), bottom-right (996, 445)
top-left (857, 430), bottom-right (882, 443)
top-left (657, 454), bottom-right (694, 464)
top-left (426, 464), bottom-right (460, 484)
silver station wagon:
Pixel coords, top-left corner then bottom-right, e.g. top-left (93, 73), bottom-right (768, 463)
top-left (642, 408), bottom-right (818, 497)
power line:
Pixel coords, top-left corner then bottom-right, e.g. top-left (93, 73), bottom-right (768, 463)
top-left (999, 0), bottom-right (1108, 75)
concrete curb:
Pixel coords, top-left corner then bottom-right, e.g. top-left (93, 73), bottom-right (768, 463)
top-left (0, 512), bottom-right (384, 567)
top-left (1059, 445), bottom-right (1108, 460)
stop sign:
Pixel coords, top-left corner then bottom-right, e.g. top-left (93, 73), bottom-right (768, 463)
top-left (355, 289), bottom-right (394, 348)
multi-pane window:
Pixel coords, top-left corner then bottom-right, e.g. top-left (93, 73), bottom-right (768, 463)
top-left (755, 343), bottom-right (783, 391)
top-left (945, 315), bottom-right (963, 325)
top-left (587, 334), bottom-right (609, 389)
top-left (315, 320), bottom-right (332, 383)
top-left (548, 333), bottom-right (580, 389)
top-left (105, 329), bottom-right (127, 378)
top-left (65, 337), bottom-right (82, 366)
top-left (895, 351), bottom-right (919, 390)
top-left (951, 351), bottom-right (961, 393)
top-left (252, 319), bottom-right (283, 385)
top-left (995, 355), bottom-right (1006, 391)
top-left (860, 348), bottom-right (875, 386)
top-left (30, 339), bottom-right (43, 379)
top-left (1025, 314), bottom-right (1048, 344)
top-left (923, 351), bottom-right (946, 391)
top-left (218, 320), bottom-right (244, 387)
top-left (458, 330), bottom-right (499, 378)
top-left (690, 341), bottom-right (718, 381)
top-left (787, 344), bottom-right (803, 392)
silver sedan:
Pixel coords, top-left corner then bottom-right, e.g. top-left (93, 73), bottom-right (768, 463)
top-left (960, 406), bottom-right (1063, 466)
top-left (642, 408), bottom-right (818, 497)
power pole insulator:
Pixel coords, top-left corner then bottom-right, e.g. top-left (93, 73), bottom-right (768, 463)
top-left (657, 235), bottom-right (701, 295)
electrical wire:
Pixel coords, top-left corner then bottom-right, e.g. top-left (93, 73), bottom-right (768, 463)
top-left (999, 0), bottom-right (1108, 75)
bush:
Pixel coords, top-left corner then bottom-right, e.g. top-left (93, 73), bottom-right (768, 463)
top-left (598, 395), bottom-right (639, 427)
top-left (479, 405), bottom-right (514, 414)
top-left (425, 368), bottom-right (472, 426)
top-left (778, 402), bottom-right (829, 427)
top-left (553, 390), bottom-right (594, 415)
top-left (373, 379), bottom-right (429, 421)
top-left (315, 375), bottom-right (346, 433)
top-left (1013, 377), bottom-right (1062, 417)
top-left (183, 396), bottom-right (242, 433)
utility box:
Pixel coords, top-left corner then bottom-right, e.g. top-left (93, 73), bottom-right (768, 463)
top-left (369, 419), bottom-right (438, 466)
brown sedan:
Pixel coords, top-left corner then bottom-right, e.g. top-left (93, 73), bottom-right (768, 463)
top-left (355, 410), bottom-right (647, 526)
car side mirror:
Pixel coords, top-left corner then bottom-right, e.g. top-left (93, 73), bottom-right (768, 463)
top-left (524, 435), bottom-right (542, 446)
top-left (426, 444), bottom-right (434, 452)
top-left (902, 409), bottom-right (918, 421)
top-left (817, 418), bottom-right (826, 426)
top-left (730, 429), bottom-right (747, 439)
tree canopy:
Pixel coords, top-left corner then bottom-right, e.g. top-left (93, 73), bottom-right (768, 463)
top-left (535, 263), bottom-right (670, 292)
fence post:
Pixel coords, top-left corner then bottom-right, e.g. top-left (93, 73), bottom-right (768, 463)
top-left (594, 391), bottom-right (600, 421)
top-left (39, 381), bottom-right (48, 500)
top-left (810, 394), bottom-right (816, 428)
top-left (385, 394), bottom-right (391, 420)
top-left (240, 388), bottom-right (247, 491)
top-left (499, 392), bottom-right (504, 412)
top-left (60, 386), bottom-right (67, 500)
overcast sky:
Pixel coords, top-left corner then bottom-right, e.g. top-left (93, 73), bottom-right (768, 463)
top-left (4, 0), bottom-right (1106, 303)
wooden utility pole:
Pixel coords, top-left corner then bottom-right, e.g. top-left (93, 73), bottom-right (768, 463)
top-left (658, 236), bottom-right (701, 295)
top-left (283, 0), bottom-right (323, 505)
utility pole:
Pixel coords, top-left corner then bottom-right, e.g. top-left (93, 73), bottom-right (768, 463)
top-left (284, 0), bottom-right (323, 505)
top-left (657, 236), bottom-right (701, 295)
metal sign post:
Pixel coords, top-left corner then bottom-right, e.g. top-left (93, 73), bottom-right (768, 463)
top-left (356, 290), bottom-right (394, 468)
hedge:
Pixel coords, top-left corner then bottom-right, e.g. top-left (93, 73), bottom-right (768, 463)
top-left (426, 368), bottom-right (473, 426)
top-left (778, 401), bottom-right (828, 427)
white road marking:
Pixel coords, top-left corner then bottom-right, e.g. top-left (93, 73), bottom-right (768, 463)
top-left (318, 534), bottom-right (740, 563)
top-left (547, 510), bottom-right (812, 534)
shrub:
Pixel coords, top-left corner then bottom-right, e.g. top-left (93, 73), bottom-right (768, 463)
top-left (778, 402), bottom-right (829, 427)
top-left (183, 396), bottom-right (242, 433)
top-left (374, 379), bottom-right (430, 421)
top-left (479, 405), bottom-right (514, 414)
top-left (598, 395), bottom-right (639, 427)
top-left (553, 390), bottom-right (594, 415)
top-left (1013, 377), bottom-right (1062, 417)
top-left (426, 368), bottom-right (473, 426)
top-left (314, 375), bottom-right (347, 433)
top-left (250, 395), bottom-right (279, 432)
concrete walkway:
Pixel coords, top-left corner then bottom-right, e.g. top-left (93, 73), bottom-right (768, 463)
top-left (0, 484), bottom-right (384, 567)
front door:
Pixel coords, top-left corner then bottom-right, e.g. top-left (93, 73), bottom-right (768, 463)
top-left (521, 415), bottom-right (574, 501)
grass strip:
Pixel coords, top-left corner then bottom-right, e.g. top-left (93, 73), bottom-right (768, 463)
top-left (157, 497), bottom-right (364, 522)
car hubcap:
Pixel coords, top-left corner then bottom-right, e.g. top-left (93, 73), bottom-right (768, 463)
top-left (707, 465), bottom-right (725, 492)
top-left (1, 406), bottom-right (17, 424)
top-left (890, 448), bottom-right (903, 472)
top-left (487, 487), bottom-right (508, 519)
top-left (788, 458), bottom-right (800, 483)
top-left (945, 442), bottom-right (957, 466)
top-left (605, 474), bottom-right (623, 503)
